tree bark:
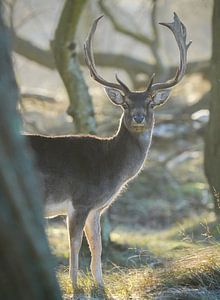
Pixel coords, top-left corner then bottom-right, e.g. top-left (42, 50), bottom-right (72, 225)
top-left (52, 0), bottom-right (96, 134)
top-left (0, 5), bottom-right (61, 299)
top-left (204, 0), bottom-right (220, 217)
top-left (52, 0), bottom-right (112, 255)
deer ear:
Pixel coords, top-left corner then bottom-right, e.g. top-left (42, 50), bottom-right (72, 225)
top-left (104, 87), bottom-right (124, 105)
top-left (153, 89), bottom-right (171, 107)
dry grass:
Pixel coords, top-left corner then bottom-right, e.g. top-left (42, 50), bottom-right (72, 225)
top-left (56, 245), bottom-right (220, 299)
top-left (47, 213), bottom-right (220, 299)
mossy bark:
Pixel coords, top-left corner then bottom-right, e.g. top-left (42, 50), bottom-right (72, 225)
top-left (53, 0), bottom-right (111, 250)
top-left (0, 5), bottom-right (61, 300)
top-left (204, 0), bottom-right (220, 217)
top-left (52, 0), bottom-right (96, 134)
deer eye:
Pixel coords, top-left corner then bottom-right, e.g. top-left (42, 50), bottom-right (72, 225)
top-left (148, 100), bottom-right (154, 109)
top-left (122, 103), bottom-right (129, 109)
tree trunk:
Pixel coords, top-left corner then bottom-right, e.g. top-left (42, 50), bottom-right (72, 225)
top-left (0, 5), bottom-right (61, 300)
top-left (52, 0), bottom-right (96, 134)
top-left (52, 0), bottom-right (111, 250)
top-left (204, 0), bottom-right (220, 217)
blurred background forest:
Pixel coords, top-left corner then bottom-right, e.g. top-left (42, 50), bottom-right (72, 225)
top-left (11, 0), bottom-right (214, 224)
top-left (2, 0), bottom-right (220, 299)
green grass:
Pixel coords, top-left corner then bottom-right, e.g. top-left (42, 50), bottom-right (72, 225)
top-left (47, 212), bottom-right (220, 299)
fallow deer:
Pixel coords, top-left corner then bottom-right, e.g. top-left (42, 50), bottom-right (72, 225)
top-left (28, 13), bottom-right (191, 288)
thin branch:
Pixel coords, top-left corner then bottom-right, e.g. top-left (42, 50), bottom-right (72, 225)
top-left (21, 93), bottom-right (57, 103)
top-left (98, 0), bottom-right (154, 45)
top-left (16, 9), bottom-right (45, 30)
top-left (150, 0), bottom-right (163, 69)
top-left (151, 0), bottom-right (158, 42)
top-left (98, 0), bottom-right (163, 67)
top-left (2, 0), bottom-right (17, 29)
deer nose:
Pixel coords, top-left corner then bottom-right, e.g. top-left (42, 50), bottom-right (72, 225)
top-left (133, 114), bottom-right (145, 124)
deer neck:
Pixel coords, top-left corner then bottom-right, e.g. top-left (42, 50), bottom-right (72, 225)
top-left (109, 113), bottom-right (154, 181)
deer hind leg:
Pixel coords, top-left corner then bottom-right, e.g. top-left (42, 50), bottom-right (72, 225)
top-left (84, 209), bottom-right (103, 287)
top-left (67, 205), bottom-right (89, 288)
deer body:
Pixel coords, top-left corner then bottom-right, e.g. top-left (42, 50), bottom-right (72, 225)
top-left (28, 113), bottom-right (154, 287)
top-left (28, 13), bottom-right (191, 288)
top-left (29, 114), bottom-right (154, 215)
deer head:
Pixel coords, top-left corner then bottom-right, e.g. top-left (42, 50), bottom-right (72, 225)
top-left (84, 13), bottom-right (191, 134)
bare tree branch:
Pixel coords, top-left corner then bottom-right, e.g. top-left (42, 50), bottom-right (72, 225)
top-left (21, 93), bottom-right (56, 103)
top-left (98, 0), bottom-right (154, 45)
top-left (150, 0), bottom-right (163, 70)
top-left (12, 33), bottom-right (154, 75)
top-left (151, 0), bottom-right (158, 43)
top-left (181, 90), bottom-right (210, 116)
top-left (13, 34), bottom-right (55, 69)
top-left (12, 33), bottom-right (210, 80)
top-left (98, 0), bottom-right (163, 68)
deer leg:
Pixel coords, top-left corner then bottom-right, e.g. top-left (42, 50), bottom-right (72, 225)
top-left (67, 205), bottom-right (89, 288)
top-left (84, 209), bottom-right (103, 287)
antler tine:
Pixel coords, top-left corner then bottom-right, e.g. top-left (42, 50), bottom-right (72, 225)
top-left (151, 12), bottom-right (192, 91)
top-left (144, 73), bottom-right (155, 93)
top-left (115, 74), bottom-right (130, 93)
top-left (84, 16), bottom-right (130, 94)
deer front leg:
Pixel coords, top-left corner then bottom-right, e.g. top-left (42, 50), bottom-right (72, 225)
top-left (84, 209), bottom-right (104, 287)
top-left (67, 206), bottom-right (89, 288)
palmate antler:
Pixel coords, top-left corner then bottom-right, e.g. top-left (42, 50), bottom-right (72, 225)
top-left (149, 12), bottom-right (192, 92)
top-left (84, 13), bottom-right (192, 95)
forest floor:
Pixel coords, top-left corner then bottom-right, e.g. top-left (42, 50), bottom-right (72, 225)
top-left (47, 212), bottom-right (220, 300)
top-left (46, 147), bottom-right (220, 299)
